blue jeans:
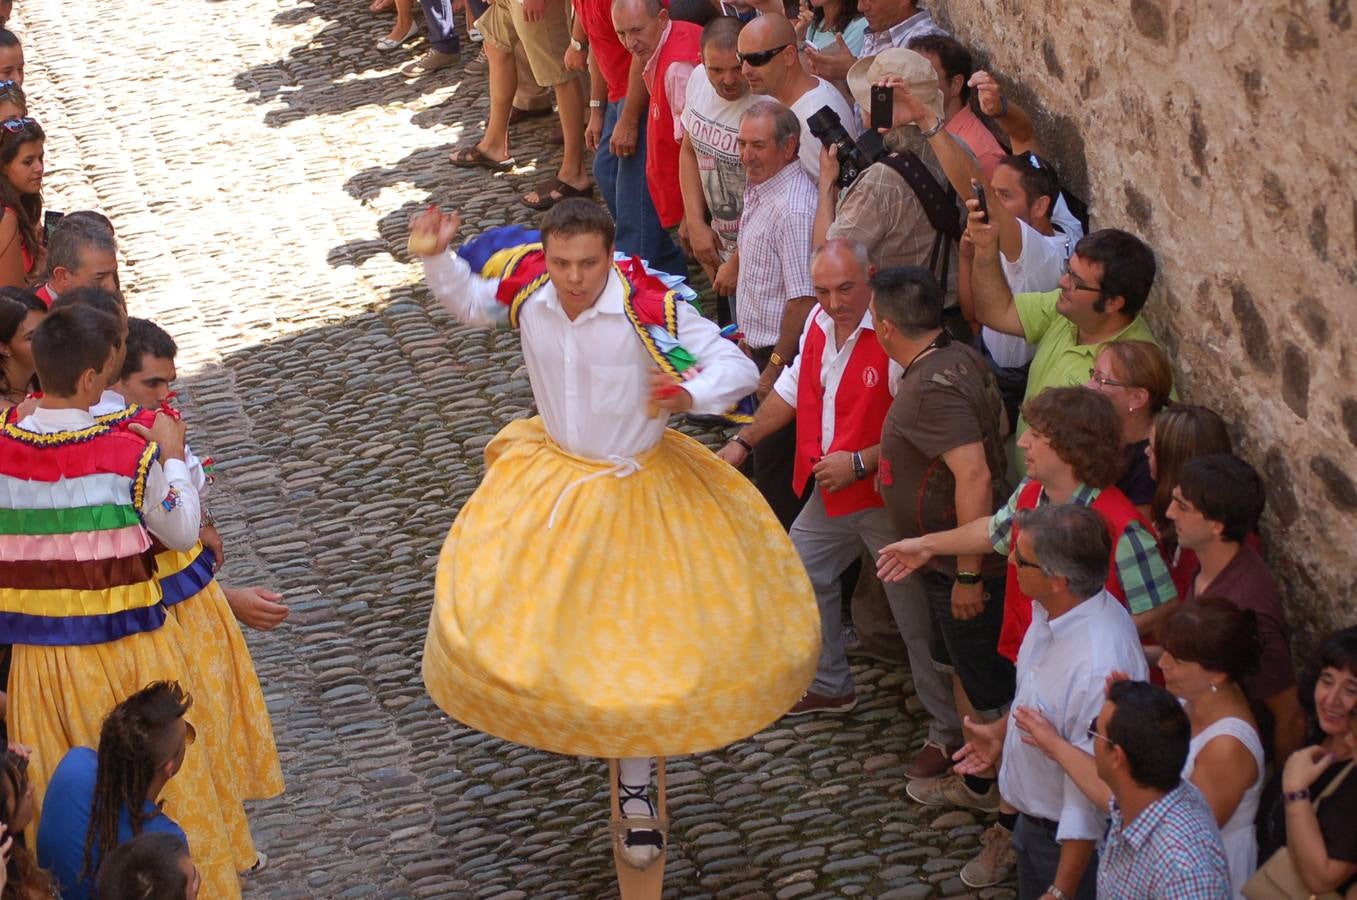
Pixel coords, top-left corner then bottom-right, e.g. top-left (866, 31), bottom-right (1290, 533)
top-left (420, 0), bottom-right (462, 54)
top-left (593, 99), bottom-right (687, 277)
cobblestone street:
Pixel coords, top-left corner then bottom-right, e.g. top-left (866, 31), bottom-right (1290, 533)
top-left (23, 0), bottom-right (1013, 896)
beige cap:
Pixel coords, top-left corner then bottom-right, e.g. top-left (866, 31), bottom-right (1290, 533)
top-left (847, 47), bottom-right (944, 122)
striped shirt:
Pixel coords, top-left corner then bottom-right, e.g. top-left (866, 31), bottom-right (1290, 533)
top-left (988, 479), bottom-right (1176, 615)
top-left (735, 161), bottom-right (817, 349)
top-left (1098, 781), bottom-right (1232, 899)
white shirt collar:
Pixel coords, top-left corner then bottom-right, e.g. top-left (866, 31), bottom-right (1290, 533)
top-left (27, 405), bottom-right (97, 430)
top-left (542, 268), bottom-right (625, 321)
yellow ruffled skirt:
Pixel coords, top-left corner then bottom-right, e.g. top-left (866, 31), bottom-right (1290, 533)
top-left (422, 417), bottom-right (820, 758)
top-left (169, 578), bottom-right (284, 867)
top-left (9, 621), bottom-right (242, 900)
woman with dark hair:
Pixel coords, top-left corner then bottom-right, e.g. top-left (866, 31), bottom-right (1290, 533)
top-left (0, 81), bottom-right (24, 123)
top-left (1014, 597), bottom-right (1265, 897)
top-left (1087, 339), bottom-right (1173, 518)
top-left (0, 117), bottom-right (43, 289)
top-left (0, 751), bottom-right (57, 899)
top-left (0, 287), bottom-right (42, 410)
top-left (1256, 626), bottom-right (1357, 897)
top-left (795, 0), bottom-right (866, 55)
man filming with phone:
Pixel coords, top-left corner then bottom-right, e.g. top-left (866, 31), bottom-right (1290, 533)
top-left (812, 49), bottom-right (964, 308)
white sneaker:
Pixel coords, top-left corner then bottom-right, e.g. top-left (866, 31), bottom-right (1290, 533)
top-left (468, 26), bottom-right (484, 42)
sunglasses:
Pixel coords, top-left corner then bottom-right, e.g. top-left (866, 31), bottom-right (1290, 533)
top-left (738, 44), bottom-right (790, 67)
top-left (1087, 715), bottom-right (1114, 746)
top-left (0, 116), bottom-right (38, 133)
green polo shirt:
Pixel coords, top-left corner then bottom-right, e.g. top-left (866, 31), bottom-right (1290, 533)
top-left (1014, 289), bottom-right (1163, 436)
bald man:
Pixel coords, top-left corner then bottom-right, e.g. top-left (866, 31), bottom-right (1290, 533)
top-left (612, 0), bottom-right (702, 252)
top-left (736, 14), bottom-right (859, 181)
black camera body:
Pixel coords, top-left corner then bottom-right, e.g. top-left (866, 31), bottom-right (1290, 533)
top-left (806, 105), bottom-right (885, 190)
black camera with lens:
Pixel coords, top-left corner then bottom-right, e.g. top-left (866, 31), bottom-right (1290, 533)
top-left (806, 105), bottom-right (885, 189)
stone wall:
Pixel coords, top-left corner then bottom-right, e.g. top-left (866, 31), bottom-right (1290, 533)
top-left (933, 0), bottom-right (1357, 648)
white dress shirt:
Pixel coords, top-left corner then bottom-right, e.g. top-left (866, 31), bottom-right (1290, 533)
top-left (998, 590), bottom-right (1149, 841)
top-left (17, 406), bottom-right (201, 551)
top-left (90, 389), bottom-right (211, 498)
top-left (423, 252), bottom-right (759, 460)
top-left (773, 306), bottom-right (902, 452)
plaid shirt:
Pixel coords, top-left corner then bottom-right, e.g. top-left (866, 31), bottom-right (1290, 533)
top-left (988, 479), bottom-right (1176, 615)
top-left (860, 9), bottom-right (946, 58)
top-left (1098, 781), bottom-right (1232, 900)
top-left (735, 161), bottom-right (817, 349)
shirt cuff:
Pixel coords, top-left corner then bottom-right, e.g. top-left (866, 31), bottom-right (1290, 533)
top-left (161, 458), bottom-right (193, 487)
top-left (772, 366), bottom-right (797, 407)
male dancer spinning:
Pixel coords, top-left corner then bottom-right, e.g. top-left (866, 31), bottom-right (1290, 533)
top-left (411, 199), bottom-right (819, 897)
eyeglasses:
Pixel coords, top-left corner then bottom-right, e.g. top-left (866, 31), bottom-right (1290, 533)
top-left (1087, 715), bottom-right (1115, 746)
top-left (1061, 259), bottom-right (1102, 294)
top-left (0, 80), bottom-right (20, 93)
top-left (0, 117), bottom-right (38, 133)
top-left (1013, 549), bottom-right (1041, 569)
top-left (1088, 371), bottom-right (1132, 390)
top-left (738, 44), bottom-right (791, 67)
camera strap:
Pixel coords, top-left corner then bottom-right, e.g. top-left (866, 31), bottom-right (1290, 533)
top-left (878, 152), bottom-right (964, 244)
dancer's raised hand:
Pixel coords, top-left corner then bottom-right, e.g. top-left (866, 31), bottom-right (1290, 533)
top-left (408, 206), bottom-right (462, 258)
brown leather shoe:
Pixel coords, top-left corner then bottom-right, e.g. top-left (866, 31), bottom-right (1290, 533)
top-left (905, 739), bottom-right (960, 780)
top-left (785, 690), bottom-right (857, 717)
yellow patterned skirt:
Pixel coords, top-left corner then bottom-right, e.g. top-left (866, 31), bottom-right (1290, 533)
top-left (169, 578), bottom-right (284, 867)
top-left (9, 621), bottom-right (242, 900)
top-left (422, 416), bottom-right (820, 758)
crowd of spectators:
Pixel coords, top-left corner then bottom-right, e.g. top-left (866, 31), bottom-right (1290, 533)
top-left (425, 0), bottom-right (1354, 896)
top-left (0, 16), bottom-right (291, 899)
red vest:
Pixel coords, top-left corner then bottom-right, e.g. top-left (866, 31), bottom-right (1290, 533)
top-left (645, 22), bottom-right (701, 228)
top-left (792, 315), bottom-right (893, 517)
top-left (997, 481), bottom-right (1160, 661)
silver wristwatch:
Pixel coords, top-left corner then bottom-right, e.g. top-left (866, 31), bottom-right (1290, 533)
top-left (570, 38), bottom-right (587, 52)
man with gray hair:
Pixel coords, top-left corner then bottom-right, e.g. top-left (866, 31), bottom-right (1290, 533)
top-left (731, 99), bottom-right (819, 527)
top-left (952, 503), bottom-right (1149, 900)
top-left (37, 214), bottom-right (119, 306)
top-left (718, 241), bottom-right (961, 748)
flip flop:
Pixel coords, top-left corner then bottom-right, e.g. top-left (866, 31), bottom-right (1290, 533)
top-left (521, 177), bottom-right (593, 211)
top-left (449, 146), bottom-right (516, 170)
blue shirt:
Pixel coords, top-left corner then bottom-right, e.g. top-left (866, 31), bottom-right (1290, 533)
top-left (35, 747), bottom-right (189, 900)
top-left (1097, 780), bottom-right (1232, 899)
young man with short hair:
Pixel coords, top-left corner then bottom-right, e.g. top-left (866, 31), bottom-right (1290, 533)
top-left (412, 198), bottom-right (818, 888)
top-left (1093, 680), bottom-right (1232, 899)
top-left (1169, 453), bottom-right (1305, 762)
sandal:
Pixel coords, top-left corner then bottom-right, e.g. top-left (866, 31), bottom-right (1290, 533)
top-left (608, 758), bottom-right (668, 897)
top-left (448, 146), bottom-right (516, 170)
top-left (520, 177), bottom-right (593, 211)
top-left (369, 0), bottom-right (394, 11)
top-left (375, 21), bottom-right (418, 50)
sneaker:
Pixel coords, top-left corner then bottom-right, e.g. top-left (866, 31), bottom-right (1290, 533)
top-left (785, 690), bottom-right (857, 717)
top-left (468, 26), bottom-right (484, 42)
top-left (242, 851), bottom-right (268, 876)
top-left (905, 739), bottom-right (959, 780)
top-left (464, 49), bottom-right (488, 76)
top-left (905, 772), bottom-right (1000, 812)
top-left (403, 48), bottom-right (460, 76)
top-left (960, 824), bottom-right (1016, 888)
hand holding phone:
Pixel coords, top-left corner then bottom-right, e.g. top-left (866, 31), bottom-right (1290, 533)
top-left (869, 83), bottom-right (894, 132)
top-left (971, 180), bottom-right (989, 223)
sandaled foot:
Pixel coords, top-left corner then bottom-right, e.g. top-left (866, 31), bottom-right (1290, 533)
top-left (615, 779), bottom-right (664, 870)
top-left (370, 0), bottom-right (394, 11)
top-left (520, 177), bottom-right (592, 211)
top-left (449, 146), bottom-right (515, 170)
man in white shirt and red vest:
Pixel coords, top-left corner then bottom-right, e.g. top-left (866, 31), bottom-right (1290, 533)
top-left (718, 239), bottom-right (962, 745)
top-left (611, 0), bottom-right (700, 268)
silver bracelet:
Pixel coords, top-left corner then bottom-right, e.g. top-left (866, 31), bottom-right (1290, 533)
top-left (919, 117), bottom-right (945, 139)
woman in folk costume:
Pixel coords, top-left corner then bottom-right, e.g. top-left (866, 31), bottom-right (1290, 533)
top-left (0, 305), bottom-right (244, 899)
top-left (411, 199), bottom-right (820, 897)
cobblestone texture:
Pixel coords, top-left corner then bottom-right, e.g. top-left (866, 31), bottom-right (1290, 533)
top-left (22, 0), bottom-right (1016, 895)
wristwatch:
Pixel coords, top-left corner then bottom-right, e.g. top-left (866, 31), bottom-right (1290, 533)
top-left (955, 570), bottom-right (982, 586)
top-left (851, 451), bottom-right (867, 481)
top-left (589, 99), bottom-right (605, 109)
top-left (200, 506), bottom-right (216, 528)
top-left (1045, 887), bottom-right (1068, 900)
top-left (769, 351), bottom-right (787, 367)
top-left (570, 38), bottom-right (587, 52)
